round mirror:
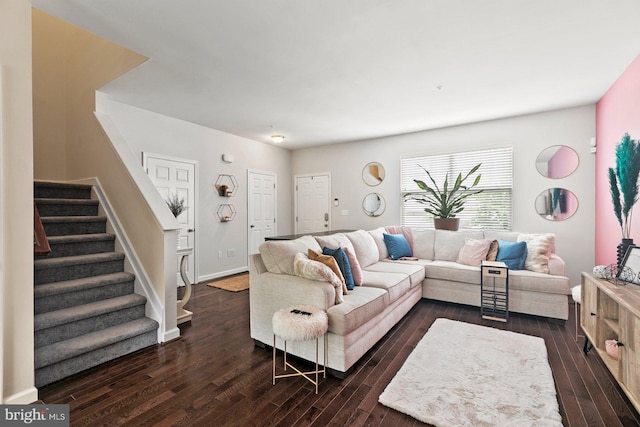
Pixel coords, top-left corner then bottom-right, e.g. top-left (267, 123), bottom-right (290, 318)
top-left (535, 145), bottom-right (579, 179)
top-left (362, 162), bottom-right (385, 186)
top-left (363, 193), bottom-right (386, 217)
top-left (535, 188), bottom-right (578, 221)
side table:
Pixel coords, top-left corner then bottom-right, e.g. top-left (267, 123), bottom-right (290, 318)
top-left (481, 261), bottom-right (509, 322)
top-left (272, 305), bottom-right (328, 394)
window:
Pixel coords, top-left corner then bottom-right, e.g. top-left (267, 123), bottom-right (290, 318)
top-left (401, 147), bottom-right (513, 230)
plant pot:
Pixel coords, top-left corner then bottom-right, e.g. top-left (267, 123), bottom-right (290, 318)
top-left (434, 218), bottom-right (460, 231)
top-left (617, 238), bottom-right (634, 270)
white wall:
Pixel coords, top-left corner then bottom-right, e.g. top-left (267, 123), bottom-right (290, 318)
top-left (292, 105), bottom-right (596, 285)
top-left (1, 0), bottom-right (37, 404)
top-left (102, 99), bottom-right (293, 282)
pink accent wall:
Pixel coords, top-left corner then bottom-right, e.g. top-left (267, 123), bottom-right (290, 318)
top-left (595, 55), bottom-right (640, 265)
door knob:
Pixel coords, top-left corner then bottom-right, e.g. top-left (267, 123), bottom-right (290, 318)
top-left (250, 224), bottom-right (255, 228)
top-left (187, 228), bottom-right (195, 232)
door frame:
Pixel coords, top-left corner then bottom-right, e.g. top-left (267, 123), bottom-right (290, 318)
top-left (294, 172), bottom-right (331, 234)
top-left (247, 169), bottom-right (277, 255)
top-left (142, 152), bottom-right (199, 284)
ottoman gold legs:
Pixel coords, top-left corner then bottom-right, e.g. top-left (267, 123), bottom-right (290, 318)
top-left (272, 333), bottom-right (328, 394)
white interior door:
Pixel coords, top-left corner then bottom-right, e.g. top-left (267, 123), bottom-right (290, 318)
top-left (248, 170), bottom-right (276, 255)
top-left (143, 153), bottom-right (197, 285)
top-left (296, 174), bottom-right (330, 234)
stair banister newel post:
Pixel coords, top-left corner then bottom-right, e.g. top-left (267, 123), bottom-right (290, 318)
top-left (177, 247), bottom-right (193, 324)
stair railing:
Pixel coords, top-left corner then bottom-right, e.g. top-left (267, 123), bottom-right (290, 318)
top-left (33, 202), bottom-right (51, 256)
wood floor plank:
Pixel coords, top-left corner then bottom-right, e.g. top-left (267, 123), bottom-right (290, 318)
top-left (38, 283), bottom-right (640, 426)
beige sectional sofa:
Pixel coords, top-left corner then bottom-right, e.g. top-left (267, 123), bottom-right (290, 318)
top-left (249, 227), bottom-right (570, 377)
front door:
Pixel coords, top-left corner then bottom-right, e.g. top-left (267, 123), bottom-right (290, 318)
top-left (295, 174), bottom-right (330, 234)
top-left (248, 170), bottom-right (276, 255)
top-left (143, 153), bottom-right (197, 285)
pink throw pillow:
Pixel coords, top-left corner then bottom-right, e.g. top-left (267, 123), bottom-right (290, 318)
top-left (343, 246), bottom-right (363, 286)
top-left (456, 238), bottom-right (492, 267)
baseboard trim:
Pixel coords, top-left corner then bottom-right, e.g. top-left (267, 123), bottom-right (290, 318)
top-left (198, 267), bottom-right (248, 283)
top-left (4, 386), bottom-right (38, 404)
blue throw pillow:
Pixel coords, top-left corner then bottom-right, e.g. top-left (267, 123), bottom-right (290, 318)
top-left (496, 240), bottom-right (528, 270)
top-left (322, 247), bottom-right (355, 290)
top-left (383, 233), bottom-right (413, 260)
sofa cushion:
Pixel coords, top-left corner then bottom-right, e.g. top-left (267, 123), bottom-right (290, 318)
top-left (483, 230), bottom-right (520, 242)
top-left (496, 240), bottom-right (527, 270)
top-left (383, 233), bottom-right (413, 260)
top-left (368, 261), bottom-right (425, 288)
top-left (411, 229), bottom-right (435, 260)
top-left (368, 227), bottom-right (389, 260)
top-left (293, 253), bottom-right (344, 304)
top-left (456, 238), bottom-right (492, 266)
top-left (360, 270), bottom-right (412, 304)
top-left (509, 269), bottom-right (570, 295)
top-left (434, 230), bottom-right (484, 261)
top-left (326, 286), bottom-right (389, 335)
top-left (315, 233), bottom-right (354, 253)
top-left (517, 233), bottom-right (555, 274)
top-left (322, 247), bottom-right (355, 290)
top-left (345, 230), bottom-right (380, 268)
top-left (259, 235), bottom-right (321, 275)
top-left (424, 260), bottom-right (481, 285)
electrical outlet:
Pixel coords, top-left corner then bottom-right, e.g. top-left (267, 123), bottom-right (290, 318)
top-left (227, 248), bottom-right (235, 257)
top-left (218, 251), bottom-right (223, 259)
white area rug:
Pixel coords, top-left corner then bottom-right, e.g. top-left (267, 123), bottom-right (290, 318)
top-left (379, 318), bottom-right (562, 427)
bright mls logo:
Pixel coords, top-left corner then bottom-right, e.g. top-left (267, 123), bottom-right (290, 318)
top-left (1, 405), bottom-right (68, 426)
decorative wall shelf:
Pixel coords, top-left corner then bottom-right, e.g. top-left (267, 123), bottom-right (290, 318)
top-left (215, 174), bottom-right (238, 197)
top-left (217, 204), bottom-right (236, 222)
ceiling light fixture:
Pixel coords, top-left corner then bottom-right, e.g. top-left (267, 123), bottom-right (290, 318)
top-left (271, 134), bottom-right (285, 143)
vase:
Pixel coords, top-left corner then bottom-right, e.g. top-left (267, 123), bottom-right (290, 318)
top-left (617, 238), bottom-right (634, 270)
top-left (434, 218), bottom-right (460, 231)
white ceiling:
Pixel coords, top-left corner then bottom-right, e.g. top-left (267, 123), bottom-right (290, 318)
top-left (31, 0), bottom-right (640, 150)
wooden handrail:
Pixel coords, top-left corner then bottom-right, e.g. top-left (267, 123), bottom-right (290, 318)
top-left (34, 202), bottom-right (51, 256)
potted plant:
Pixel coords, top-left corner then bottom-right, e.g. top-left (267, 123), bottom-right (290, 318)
top-left (404, 163), bottom-right (482, 231)
top-left (608, 133), bottom-right (640, 268)
top-left (166, 193), bottom-right (187, 218)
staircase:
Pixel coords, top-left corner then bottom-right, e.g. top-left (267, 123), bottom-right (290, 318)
top-left (34, 181), bottom-right (159, 387)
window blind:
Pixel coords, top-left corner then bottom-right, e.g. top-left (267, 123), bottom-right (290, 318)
top-left (401, 147), bottom-right (513, 230)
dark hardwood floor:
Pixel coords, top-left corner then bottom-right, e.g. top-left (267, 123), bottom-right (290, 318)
top-left (39, 282), bottom-right (640, 426)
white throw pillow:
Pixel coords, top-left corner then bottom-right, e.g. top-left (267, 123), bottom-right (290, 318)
top-left (293, 253), bottom-right (344, 304)
top-left (517, 233), bottom-right (555, 274)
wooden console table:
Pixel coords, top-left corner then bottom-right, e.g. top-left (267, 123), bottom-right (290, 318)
top-left (580, 273), bottom-right (640, 413)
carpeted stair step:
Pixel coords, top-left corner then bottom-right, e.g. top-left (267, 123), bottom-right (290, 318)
top-left (35, 198), bottom-right (99, 217)
top-left (34, 317), bottom-right (159, 387)
top-left (34, 294), bottom-right (148, 348)
top-left (41, 216), bottom-right (107, 236)
top-left (46, 233), bottom-right (116, 258)
top-left (34, 252), bottom-right (124, 285)
top-left (34, 182), bottom-right (92, 200)
top-left (34, 272), bottom-right (135, 314)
